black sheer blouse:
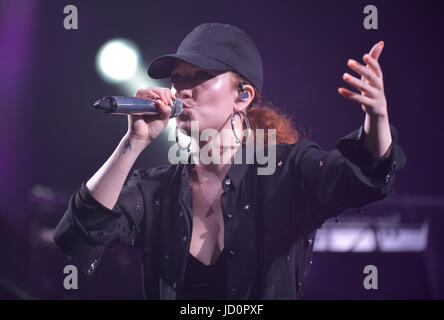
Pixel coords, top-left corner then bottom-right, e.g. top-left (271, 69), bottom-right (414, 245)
top-left (53, 123), bottom-right (406, 299)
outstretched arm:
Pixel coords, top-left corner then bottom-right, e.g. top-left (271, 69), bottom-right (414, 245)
top-left (289, 41), bottom-right (407, 234)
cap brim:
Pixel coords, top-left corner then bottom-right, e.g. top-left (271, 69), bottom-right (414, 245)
top-left (147, 52), bottom-right (232, 79)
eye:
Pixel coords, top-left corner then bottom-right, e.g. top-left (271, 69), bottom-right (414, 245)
top-left (171, 71), bottom-right (212, 84)
top-left (171, 74), bottom-right (181, 83)
top-left (195, 71), bottom-right (211, 80)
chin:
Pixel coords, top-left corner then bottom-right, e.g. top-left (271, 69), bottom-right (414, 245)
top-left (176, 121), bottom-right (191, 136)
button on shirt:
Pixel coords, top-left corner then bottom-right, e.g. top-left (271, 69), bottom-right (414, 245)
top-left (53, 123), bottom-right (406, 299)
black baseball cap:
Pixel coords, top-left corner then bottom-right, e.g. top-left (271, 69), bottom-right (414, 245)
top-left (147, 23), bottom-right (264, 93)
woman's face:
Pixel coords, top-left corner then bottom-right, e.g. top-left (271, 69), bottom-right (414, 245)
top-left (170, 60), bottom-right (238, 136)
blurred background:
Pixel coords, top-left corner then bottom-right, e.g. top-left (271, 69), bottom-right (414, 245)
top-left (0, 0), bottom-right (443, 299)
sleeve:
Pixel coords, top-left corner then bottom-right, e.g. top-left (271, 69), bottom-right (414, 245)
top-left (294, 122), bottom-right (407, 231)
top-left (52, 169), bottom-right (146, 277)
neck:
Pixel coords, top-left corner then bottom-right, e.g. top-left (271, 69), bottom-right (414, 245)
top-left (190, 133), bottom-right (241, 180)
top-left (187, 111), bottom-right (247, 181)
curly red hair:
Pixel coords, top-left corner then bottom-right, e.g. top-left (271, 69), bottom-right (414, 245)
top-left (231, 72), bottom-right (308, 145)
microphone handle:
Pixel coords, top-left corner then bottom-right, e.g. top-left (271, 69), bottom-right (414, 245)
top-left (93, 96), bottom-right (183, 118)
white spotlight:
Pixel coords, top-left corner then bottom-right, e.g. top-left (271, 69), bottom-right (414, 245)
top-left (96, 38), bottom-right (140, 83)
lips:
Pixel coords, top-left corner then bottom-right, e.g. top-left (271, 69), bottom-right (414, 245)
top-left (178, 108), bottom-right (190, 118)
top-left (179, 102), bottom-right (192, 117)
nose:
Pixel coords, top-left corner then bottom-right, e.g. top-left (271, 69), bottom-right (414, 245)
top-left (175, 87), bottom-right (193, 101)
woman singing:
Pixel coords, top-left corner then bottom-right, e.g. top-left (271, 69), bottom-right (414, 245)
top-left (53, 23), bottom-right (406, 299)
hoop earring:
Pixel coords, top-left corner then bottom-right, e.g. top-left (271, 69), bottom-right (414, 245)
top-left (231, 110), bottom-right (252, 144)
top-left (175, 126), bottom-right (191, 151)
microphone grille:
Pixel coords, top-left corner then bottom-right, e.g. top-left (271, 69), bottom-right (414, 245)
top-left (171, 99), bottom-right (183, 118)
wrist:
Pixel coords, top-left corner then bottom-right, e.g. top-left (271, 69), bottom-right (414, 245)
top-left (122, 133), bottom-right (150, 152)
top-left (367, 110), bottom-right (389, 122)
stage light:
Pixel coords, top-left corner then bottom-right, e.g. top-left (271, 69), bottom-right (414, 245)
top-left (96, 38), bottom-right (140, 83)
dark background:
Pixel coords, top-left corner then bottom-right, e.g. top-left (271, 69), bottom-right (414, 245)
top-left (0, 0), bottom-right (443, 299)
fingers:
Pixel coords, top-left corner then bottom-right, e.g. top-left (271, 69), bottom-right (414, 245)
top-left (341, 41), bottom-right (384, 96)
top-left (168, 89), bottom-right (176, 101)
top-left (337, 87), bottom-right (374, 106)
top-left (158, 88), bottom-right (176, 105)
top-left (128, 114), bottom-right (141, 128)
top-left (131, 87), bottom-right (175, 122)
top-left (368, 41), bottom-right (384, 61)
top-left (133, 88), bottom-right (160, 100)
top-left (338, 41), bottom-right (386, 110)
top-left (155, 99), bottom-right (172, 120)
top-left (363, 53), bottom-right (383, 79)
top-left (363, 41), bottom-right (384, 78)
top-left (157, 90), bottom-right (173, 106)
top-left (133, 87), bottom-right (175, 106)
top-left (342, 72), bottom-right (378, 98)
top-left (347, 58), bottom-right (382, 90)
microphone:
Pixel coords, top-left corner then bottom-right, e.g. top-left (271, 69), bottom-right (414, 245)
top-left (93, 96), bottom-right (183, 118)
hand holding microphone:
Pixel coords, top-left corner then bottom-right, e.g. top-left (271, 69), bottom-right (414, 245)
top-left (94, 87), bottom-right (180, 145)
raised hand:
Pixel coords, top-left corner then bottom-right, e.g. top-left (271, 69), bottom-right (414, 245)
top-left (338, 41), bottom-right (388, 119)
